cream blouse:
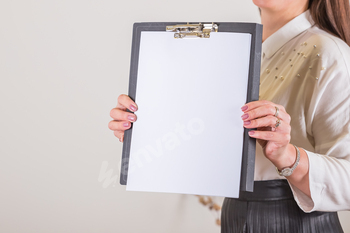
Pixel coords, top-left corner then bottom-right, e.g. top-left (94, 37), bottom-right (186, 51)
top-left (256, 10), bottom-right (350, 212)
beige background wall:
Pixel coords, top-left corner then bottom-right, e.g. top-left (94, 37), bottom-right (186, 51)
top-left (0, 0), bottom-right (349, 232)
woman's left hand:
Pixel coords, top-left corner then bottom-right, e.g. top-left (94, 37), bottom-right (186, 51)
top-left (241, 100), bottom-right (295, 169)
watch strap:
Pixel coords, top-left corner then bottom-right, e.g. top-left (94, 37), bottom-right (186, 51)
top-left (276, 145), bottom-right (301, 177)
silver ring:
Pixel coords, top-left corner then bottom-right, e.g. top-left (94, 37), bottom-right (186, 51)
top-left (275, 118), bottom-right (281, 128)
top-left (274, 106), bottom-right (279, 117)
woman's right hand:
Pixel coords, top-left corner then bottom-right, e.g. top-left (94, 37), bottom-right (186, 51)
top-left (108, 94), bottom-right (138, 142)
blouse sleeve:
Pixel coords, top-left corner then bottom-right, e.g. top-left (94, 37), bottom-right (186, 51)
top-left (288, 40), bottom-right (350, 212)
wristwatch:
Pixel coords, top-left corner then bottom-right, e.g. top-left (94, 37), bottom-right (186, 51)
top-left (276, 145), bottom-right (300, 177)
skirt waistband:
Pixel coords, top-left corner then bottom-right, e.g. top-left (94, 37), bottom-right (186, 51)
top-left (238, 179), bottom-right (293, 201)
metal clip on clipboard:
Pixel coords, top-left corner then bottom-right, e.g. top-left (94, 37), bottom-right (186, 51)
top-left (166, 23), bottom-right (218, 39)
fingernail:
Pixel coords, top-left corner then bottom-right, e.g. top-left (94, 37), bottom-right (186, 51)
top-left (241, 114), bottom-right (249, 120)
top-left (130, 105), bottom-right (137, 112)
top-left (119, 137), bottom-right (122, 142)
top-left (248, 131), bottom-right (255, 135)
top-left (241, 105), bottom-right (248, 111)
top-left (244, 120), bottom-right (251, 125)
top-left (123, 122), bottom-right (129, 127)
top-left (128, 115), bottom-right (136, 121)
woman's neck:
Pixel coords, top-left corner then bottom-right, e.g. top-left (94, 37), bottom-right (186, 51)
top-left (261, 6), bottom-right (308, 42)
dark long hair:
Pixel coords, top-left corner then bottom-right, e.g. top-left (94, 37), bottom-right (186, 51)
top-left (309, 0), bottom-right (350, 46)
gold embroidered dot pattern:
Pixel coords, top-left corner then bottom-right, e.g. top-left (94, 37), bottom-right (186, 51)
top-left (265, 42), bottom-right (326, 83)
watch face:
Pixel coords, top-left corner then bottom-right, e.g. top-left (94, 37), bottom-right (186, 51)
top-left (282, 168), bottom-right (293, 177)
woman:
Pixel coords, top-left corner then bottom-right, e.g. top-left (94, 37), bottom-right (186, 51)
top-left (108, 0), bottom-right (350, 232)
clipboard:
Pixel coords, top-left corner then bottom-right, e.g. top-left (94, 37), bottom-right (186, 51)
top-left (120, 22), bottom-right (262, 197)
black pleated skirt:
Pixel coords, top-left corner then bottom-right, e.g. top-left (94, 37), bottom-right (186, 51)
top-left (221, 180), bottom-right (343, 233)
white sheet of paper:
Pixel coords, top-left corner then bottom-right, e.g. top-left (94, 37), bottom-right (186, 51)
top-left (126, 31), bottom-right (252, 198)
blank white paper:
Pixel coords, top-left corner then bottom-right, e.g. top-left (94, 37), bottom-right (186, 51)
top-left (126, 31), bottom-right (252, 198)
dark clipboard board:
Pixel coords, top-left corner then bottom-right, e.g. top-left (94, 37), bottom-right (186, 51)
top-left (120, 22), bottom-right (262, 193)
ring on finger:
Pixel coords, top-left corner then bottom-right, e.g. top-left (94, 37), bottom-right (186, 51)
top-left (275, 118), bottom-right (281, 128)
top-left (274, 106), bottom-right (279, 118)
